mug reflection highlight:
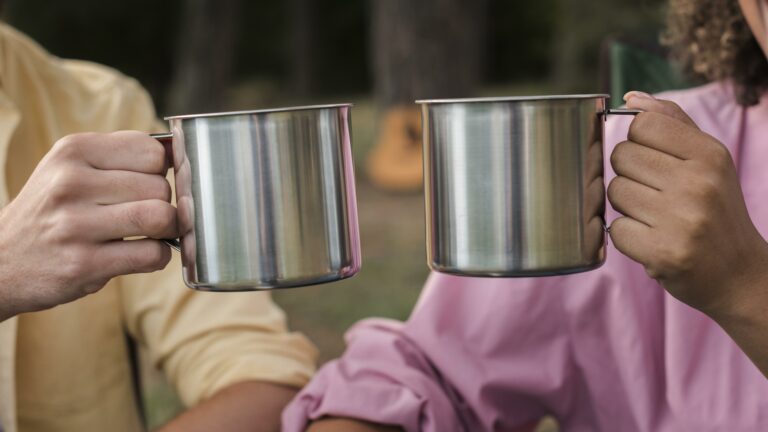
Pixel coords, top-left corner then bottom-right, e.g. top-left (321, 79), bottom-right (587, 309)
top-left (158, 105), bottom-right (361, 291)
top-left (419, 95), bottom-right (617, 277)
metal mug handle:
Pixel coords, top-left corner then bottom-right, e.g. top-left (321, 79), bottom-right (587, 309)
top-left (601, 107), bottom-right (641, 234)
top-left (149, 132), bottom-right (182, 252)
top-left (151, 132), bottom-right (174, 144)
top-left (604, 108), bottom-right (642, 116)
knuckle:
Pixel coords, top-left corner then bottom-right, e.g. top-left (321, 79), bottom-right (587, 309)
top-left (609, 216), bottom-right (626, 234)
top-left (157, 177), bottom-right (173, 202)
top-left (147, 144), bottom-right (167, 173)
top-left (628, 112), bottom-right (657, 142)
top-left (652, 227), bottom-right (698, 274)
top-left (52, 134), bottom-right (79, 156)
top-left (627, 116), bottom-right (643, 142)
top-left (660, 100), bottom-right (682, 114)
top-left (681, 212), bottom-right (708, 237)
top-left (81, 281), bottom-right (105, 296)
top-left (61, 246), bottom-right (93, 283)
top-left (644, 264), bottom-right (663, 280)
top-left (606, 178), bottom-right (617, 201)
top-left (705, 142), bottom-right (733, 170)
top-left (132, 201), bottom-right (175, 235)
top-left (53, 165), bottom-right (83, 191)
top-left (53, 211), bottom-right (86, 242)
top-left (148, 241), bottom-right (171, 269)
top-left (608, 217), bottom-right (630, 243)
top-left (610, 142), bottom-right (628, 171)
top-left (662, 243), bottom-right (695, 274)
top-left (155, 202), bottom-right (176, 228)
top-left (47, 180), bottom-right (75, 206)
top-left (606, 177), bottom-right (625, 204)
top-left (131, 241), bottom-right (170, 272)
top-left (53, 133), bottom-right (91, 159)
top-left (45, 165), bottom-right (86, 206)
top-left (685, 172), bottom-right (720, 204)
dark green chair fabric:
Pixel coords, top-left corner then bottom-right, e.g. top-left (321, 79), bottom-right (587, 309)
top-left (604, 37), bottom-right (693, 108)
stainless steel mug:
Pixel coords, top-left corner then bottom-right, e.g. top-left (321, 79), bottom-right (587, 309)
top-left (151, 104), bottom-right (361, 291)
top-left (417, 94), bottom-right (635, 277)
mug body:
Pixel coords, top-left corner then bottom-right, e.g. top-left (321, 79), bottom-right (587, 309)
top-left (419, 95), bottom-right (608, 277)
top-left (168, 104), bottom-right (361, 290)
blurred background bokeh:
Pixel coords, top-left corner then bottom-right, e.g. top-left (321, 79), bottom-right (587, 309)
top-left (2, 0), bottom-right (669, 429)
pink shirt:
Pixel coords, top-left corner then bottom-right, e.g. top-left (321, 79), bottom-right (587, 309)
top-left (283, 82), bottom-right (768, 432)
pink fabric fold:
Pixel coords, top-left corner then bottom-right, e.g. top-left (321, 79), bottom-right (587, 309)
top-left (284, 82), bottom-right (768, 431)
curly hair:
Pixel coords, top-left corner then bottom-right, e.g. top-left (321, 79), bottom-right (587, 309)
top-left (663, 0), bottom-right (768, 106)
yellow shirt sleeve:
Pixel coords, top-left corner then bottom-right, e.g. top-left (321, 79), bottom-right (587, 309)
top-left (118, 254), bottom-right (318, 406)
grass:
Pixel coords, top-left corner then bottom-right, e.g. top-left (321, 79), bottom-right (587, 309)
top-left (273, 179), bottom-right (428, 363)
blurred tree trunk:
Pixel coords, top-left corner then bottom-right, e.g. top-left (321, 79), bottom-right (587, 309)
top-left (372, 0), bottom-right (488, 107)
top-left (289, 0), bottom-right (318, 99)
top-left (551, 0), bottom-right (582, 91)
top-left (167, 0), bottom-right (242, 114)
top-left (367, 0), bottom-right (488, 191)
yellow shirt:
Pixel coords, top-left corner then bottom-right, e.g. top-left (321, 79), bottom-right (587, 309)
top-left (0, 23), bottom-right (317, 432)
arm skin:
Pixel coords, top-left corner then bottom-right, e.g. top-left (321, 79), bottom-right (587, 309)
top-left (609, 92), bottom-right (768, 377)
top-left (706, 263), bottom-right (768, 377)
top-left (307, 418), bottom-right (403, 432)
top-left (159, 381), bottom-right (299, 432)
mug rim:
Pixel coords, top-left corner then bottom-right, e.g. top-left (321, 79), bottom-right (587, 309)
top-left (164, 103), bottom-right (353, 121)
top-left (415, 94), bottom-right (610, 105)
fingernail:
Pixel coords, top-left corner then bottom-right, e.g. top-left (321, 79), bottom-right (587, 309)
top-left (623, 91), bottom-right (655, 102)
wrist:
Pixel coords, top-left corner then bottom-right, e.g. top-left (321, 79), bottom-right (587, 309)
top-left (703, 239), bottom-right (768, 376)
top-left (706, 239), bottom-right (768, 326)
top-left (0, 252), bottom-right (16, 323)
top-left (0, 206), bottom-right (21, 322)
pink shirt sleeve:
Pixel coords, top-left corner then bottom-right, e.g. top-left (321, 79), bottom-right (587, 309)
top-left (283, 273), bottom-right (587, 432)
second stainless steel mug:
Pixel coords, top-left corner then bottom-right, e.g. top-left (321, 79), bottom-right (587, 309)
top-left (418, 94), bottom-right (635, 277)
top-left (153, 104), bottom-right (361, 291)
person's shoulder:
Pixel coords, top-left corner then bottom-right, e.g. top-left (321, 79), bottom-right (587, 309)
top-left (61, 58), bottom-right (148, 102)
top-left (655, 82), bottom-right (741, 124)
top-left (2, 22), bottom-right (143, 92)
top-left (0, 23), bottom-right (152, 113)
top-left (0, 22), bottom-right (157, 131)
top-left (606, 82), bottom-right (741, 147)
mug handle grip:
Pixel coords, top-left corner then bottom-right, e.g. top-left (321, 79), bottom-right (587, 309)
top-left (601, 108), bottom-right (640, 234)
top-left (150, 133), bottom-right (182, 252)
top-left (163, 239), bottom-right (181, 252)
top-left (605, 108), bottom-right (642, 116)
top-left (150, 132), bottom-right (174, 143)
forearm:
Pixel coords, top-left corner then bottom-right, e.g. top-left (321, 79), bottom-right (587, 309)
top-left (0, 269), bottom-right (17, 323)
top-left (307, 418), bottom-right (403, 432)
top-left (159, 381), bottom-right (298, 432)
top-left (709, 273), bottom-right (768, 377)
top-left (0, 255), bottom-right (33, 323)
top-left (0, 208), bottom-right (23, 323)
top-left (715, 313), bottom-right (768, 376)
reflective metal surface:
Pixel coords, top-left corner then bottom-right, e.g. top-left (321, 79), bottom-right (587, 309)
top-left (166, 104), bottom-right (361, 290)
top-left (418, 96), bottom-right (608, 277)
